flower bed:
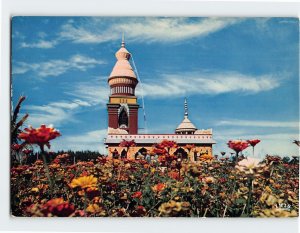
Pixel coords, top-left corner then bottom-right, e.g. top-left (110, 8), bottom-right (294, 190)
top-left (11, 155), bottom-right (299, 217)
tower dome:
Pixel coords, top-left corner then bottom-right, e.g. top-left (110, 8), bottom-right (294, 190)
top-left (108, 36), bottom-right (138, 96)
top-left (175, 98), bottom-right (197, 134)
top-left (106, 35), bottom-right (140, 134)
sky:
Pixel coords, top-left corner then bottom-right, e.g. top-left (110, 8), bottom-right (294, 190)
top-left (11, 17), bottom-right (299, 158)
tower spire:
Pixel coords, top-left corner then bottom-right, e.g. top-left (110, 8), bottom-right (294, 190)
top-left (121, 32), bottom-right (125, 47)
top-left (184, 97), bottom-right (188, 118)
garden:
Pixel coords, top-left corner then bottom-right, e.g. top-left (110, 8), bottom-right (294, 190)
top-left (10, 97), bottom-right (299, 217)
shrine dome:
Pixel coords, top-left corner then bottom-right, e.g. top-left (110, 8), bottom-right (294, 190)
top-left (175, 98), bottom-right (197, 134)
top-left (109, 38), bottom-right (137, 80)
top-left (108, 35), bottom-right (138, 96)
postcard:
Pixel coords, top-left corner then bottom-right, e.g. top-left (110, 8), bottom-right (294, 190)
top-left (10, 17), bottom-right (299, 217)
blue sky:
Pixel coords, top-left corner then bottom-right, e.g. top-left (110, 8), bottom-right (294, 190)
top-left (11, 17), bottom-right (299, 157)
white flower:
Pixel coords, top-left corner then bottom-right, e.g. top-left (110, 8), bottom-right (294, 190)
top-left (235, 157), bottom-right (264, 174)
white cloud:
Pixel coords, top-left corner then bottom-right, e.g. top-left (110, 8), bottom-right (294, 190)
top-left (51, 129), bottom-right (108, 153)
top-left (24, 99), bottom-right (91, 127)
top-left (20, 40), bottom-right (58, 49)
top-left (13, 54), bottom-right (105, 77)
top-left (65, 77), bottom-right (109, 106)
top-left (216, 119), bottom-right (299, 129)
top-left (59, 17), bottom-right (241, 44)
top-left (136, 71), bottom-right (281, 98)
top-left (21, 76), bottom-right (108, 128)
top-left (119, 18), bottom-right (240, 43)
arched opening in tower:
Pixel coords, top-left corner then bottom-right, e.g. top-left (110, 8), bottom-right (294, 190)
top-left (118, 109), bottom-right (128, 129)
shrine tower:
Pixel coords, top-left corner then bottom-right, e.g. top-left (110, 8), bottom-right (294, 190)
top-left (107, 36), bottom-right (139, 134)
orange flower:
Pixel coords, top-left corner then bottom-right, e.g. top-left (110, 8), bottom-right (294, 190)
top-left (152, 183), bottom-right (166, 192)
top-left (70, 175), bottom-right (98, 189)
top-left (200, 154), bottom-right (214, 161)
top-left (168, 171), bottom-right (180, 180)
top-left (18, 124), bottom-right (61, 149)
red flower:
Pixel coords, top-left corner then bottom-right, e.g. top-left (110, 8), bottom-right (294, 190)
top-left (22, 149), bottom-right (32, 155)
top-left (219, 177), bottom-right (226, 183)
top-left (227, 140), bottom-right (249, 154)
top-left (119, 140), bottom-right (136, 148)
top-left (42, 198), bottom-right (75, 217)
top-left (131, 191), bottom-right (142, 199)
top-left (247, 139), bottom-right (261, 147)
top-left (132, 205), bottom-right (147, 217)
top-left (86, 187), bottom-right (100, 199)
top-left (55, 154), bottom-right (70, 163)
top-left (11, 143), bottom-right (23, 151)
top-left (18, 124), bottom-right (61, 149)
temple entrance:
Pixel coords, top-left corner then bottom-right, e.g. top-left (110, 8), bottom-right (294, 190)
top-left (174, 147), bottom-right (188, 160)
top-left (121, 149), bottom-right (127, 159)
top-left (112, 149), bottom-right (119, 159)
top-left (135, 147), bottom-right (147, 159)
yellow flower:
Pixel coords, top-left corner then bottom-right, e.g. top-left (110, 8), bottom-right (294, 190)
top-left (31, 187), bottom-right (39, 193)
top-left (158, 200), bottom-right (190, 217)
top-left (86, 204), bottom-right (101, 213)
top-left (265, 195), bottom-right (277, 206)
top-left (204, 177), bottom-right (215, 184)
top-left (70, 175), bottom-right (98, 189)
top-left (259, 208), bottom-right (298, 217)
top-left (265, 186), bottom-right (272, 193)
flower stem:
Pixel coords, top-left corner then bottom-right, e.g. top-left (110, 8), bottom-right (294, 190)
top-left (40, 146), bottom-right (53, 196)
top-left (246, 176), bottom-right (253, 216)
top-left (84, 191), bottom-right (87, 217)
top-left (235, 151), bottom-right (239, 164)
top-left (222, 205), bottom-right (228, 217)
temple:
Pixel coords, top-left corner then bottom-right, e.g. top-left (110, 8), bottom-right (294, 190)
top-left (104, 38), bottom-right (216, 161)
